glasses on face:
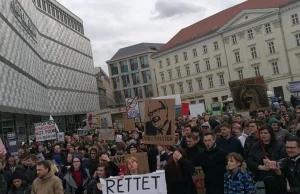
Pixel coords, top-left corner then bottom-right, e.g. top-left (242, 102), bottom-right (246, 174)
top-left (148, 108), bottom-right (164, 117)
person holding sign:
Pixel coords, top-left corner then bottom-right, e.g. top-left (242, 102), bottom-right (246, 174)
top-left (124, 157), bottom-right (139, 175)
top-left (164, 148), bottom-right (197, 194)
top-left (87, 163), bottom-right (112, 194)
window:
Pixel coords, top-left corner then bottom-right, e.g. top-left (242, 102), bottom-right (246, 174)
top-left (203, 45), bottom-right (208, 54)
top-left (248, 29), bottom-right (254, 40)
top-left (183, 52), bottom-right (188, 60)
top-left (129, 58), bottom-right (138, 71)
top-left (219, 75), bottom-right (225, 85)
top-left (193, 49), bottom-right (198, 57)
top-left (168, 71), bottom-right (172, 80)
top-left (251, 47), bottom-right (257, 58)
top-left (160, 73), bottom-right (165, 82)
top-left (170, 85), bottom-right (175, 95)
top-left (122, 75), bottom-right (130, 87)
top-left (112, 77), bottom-right (120, 89)
top-left (214, 42), bottom-right (219, 50)
top-left (120, 61), bottom-right (128, 73)
top-left (296, 34), bottom-right (300, 47)
top-left (159, 61), bottom-right (162, 68)
top-left (124, 89), bottom-right (132, 98)
top-left (188, 82), bottom-right (193, 92)
top-left (208, 77), bottom-right (214, 88)
top-left (114, 91), bottom-right (123, 105)
top-left (265, 23), bottom-right (271, 34)
top-left (216, 57), bottom-right (222, 67)
top-left (110, 63), bottom-right (119, 75)
top-left (205, 60), bottom-right (211, 70)
top-left (292, 14), bottom-right (299, 25)
top-left (186, 66), bottom-right (190, 76)
top-left (232, 35), bottom-right (237, 44)
top-left (166, 58), bottom-right (170, 66)
top-left (238, 70), bottom-right (244, 80)
top-left (144, 85), bottom-right (153, 98)
top-left (42, 0), bottom-right (46, 11)
top-left (176, 69), bottom-right (181, 78)
top-left (132, 72), bottom-right (140, 85)
top-left (140, 56), bottom-right (149, 68)
top-left (174, 55), bottom-right (179, 63)
top-left (178, 83), bottom-right (184, 94)
top-left (142, 70), bottom-right (151, 83)
top-left (197, 79), bottom-right (203, 90)
top-left (254, 66), bottom-right (260, 76)
top-left (133, 87), bottom-right (143, 99)
top-left (272, 62), bottom-right (279, 74)
top-left (195, 64), bottom-right (200, 73)
top-left (268, 42), bottom-right (275, 54)
top-left (37, 0), bottom-right (41, 8)
top-left (235, 52), bottom-right (241, 63)
top-left (162, 87), bottom-right (167, 96)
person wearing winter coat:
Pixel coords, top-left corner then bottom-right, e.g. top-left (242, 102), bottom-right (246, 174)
top-left (224, 153), bottom-right (255, 194)
top-left (8, 170), bottom-right (31, 194)
top-left (64, 156), bottom-right (90, 194)
top-left (84, 148), bottom-right (99, 178)
top-left (164, 148), bottom-right (197, 194)
top-left (0, 171), bottom-right (7, 194)
top-left (24, 155), bottom-right (37, 185)
top-left (87, 163), bottom-right (112, 194)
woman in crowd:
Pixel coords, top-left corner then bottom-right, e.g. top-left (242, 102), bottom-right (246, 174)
top-left (88, 163), bottom-right (112, 194)
top-left (224, 153), bottom-right (255, 194)
top-left (65, 153), bottom-right (74, 169)
top-left (164, 148), bottom-right (197, 194)
top-left (124, 157), bottom-right (139, 175)
top-left (64, 156), bottom-right (90, 194)
top-left (246, 125), bottom-right (287, 194)
top-left (8, 170), bottom-right (31, 194)
top-left (97, 153), bottom-right (120, 176)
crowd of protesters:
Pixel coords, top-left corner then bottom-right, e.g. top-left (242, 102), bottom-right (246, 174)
top-left (0, 101), bottom-right (299, 194)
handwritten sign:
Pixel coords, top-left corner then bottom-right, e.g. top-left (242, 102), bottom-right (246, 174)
top-left (103, 171), bottom-right (167, 194)
top-left (98, 129), bottom-right (115, 140)
top-left (192, 167), bottom-right (206, 194)
top-left (57, 132), bottom-right (65, 142)
top-left (126, 97), bottom-right (140, 118)
top-left (34, 121), bottom-right (57, 141)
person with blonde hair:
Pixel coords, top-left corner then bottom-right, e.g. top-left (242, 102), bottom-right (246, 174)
top-left (124, 157), bottom-right (139, 175)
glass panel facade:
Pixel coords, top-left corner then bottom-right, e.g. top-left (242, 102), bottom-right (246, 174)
top-left (114, 91), bottom-right (124, 105)
top-left (120, 61), bottom-right (128, 73)
top-left (122, 75), bottom-right (131, 87)
top-left (144, 85), bottom-right (153, 98)
top-left (142, 70), bottom-right (151, 83)
top-left (110, 63), bottom-right (119, 75)
top-left (133, 87), bottom-right (143, 99)
top-left (132, 73), bottom-right (140, 85)
top-left (112, 77), bottom-right (120, 89)
top-left (129, 58), bottom-right (138, 71)
top-left (140, 56), bottom-right (149, 68)
top-left (124, 89), bottom-right (132, 98)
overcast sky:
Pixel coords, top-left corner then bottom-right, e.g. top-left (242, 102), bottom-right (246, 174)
top-left (57, 0), bottom-right (245, 74)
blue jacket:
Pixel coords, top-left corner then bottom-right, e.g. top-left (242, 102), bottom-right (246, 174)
top-left (216, 136), bottom-right (244, 156)
top-left (224, 170), bottom-right (255, 194)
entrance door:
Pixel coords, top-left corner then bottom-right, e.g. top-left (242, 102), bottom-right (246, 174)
top-left (273, 86), bottom-right (284, 100)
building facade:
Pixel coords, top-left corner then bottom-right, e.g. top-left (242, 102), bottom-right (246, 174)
top-left (151, 0), bottom-right (299, 109)
top-left (0, 0), bottom-right (99, 140)
top-left (106, 43), bottom-right (164, 106)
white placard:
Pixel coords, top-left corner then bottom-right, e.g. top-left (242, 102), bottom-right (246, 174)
top-left (126, 98), bottom-right (140, 118)
top-left (34, 121), bottom-right (57, 141)
top-left (190, 103), bottom-right (206, 117)
top-left (103, 171), bottom-right (167, 194)
top-left (57, 132), bottom-right (65, 142)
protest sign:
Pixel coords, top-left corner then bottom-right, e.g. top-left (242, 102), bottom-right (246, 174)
top-left (192, 167), bottom-right (206, 194)
top-left (8, 140), bottom-right (18, 156)
top-left (57, 132), bottom-right (65, 142)
top-left (229, 76), bottom-right (269, 111)
top-left (126, 97), bottom-right (140, 118)
top-left (123, 113), bottom-right (136, 131)
top-left (109, 152), bottom-right (149, 174)
top-left (34, 120), bottom-right (57, 142)
top-left (87, 109), bottom-right (112, 129)
top-left (0, 138), bottom-right (7, 156)
top-left (144, 99), bottom-right (175, 145)
top-left (181, 102), bottom-right (189, 116)
top-left (103, 171), bottom-right (167, 194)
top-left (77, 129), bottom-right (87, 136)
top-left (98, 129), bottom-right (115, 140)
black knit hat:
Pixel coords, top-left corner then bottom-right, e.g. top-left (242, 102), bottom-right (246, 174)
top-left (13, 170), bottom-right (24, 180)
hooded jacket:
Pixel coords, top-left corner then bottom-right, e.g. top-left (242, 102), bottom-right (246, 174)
top-left (64, 169), bottom-right (90, 194)
top-left (31, 170), bottom-right (64, 194)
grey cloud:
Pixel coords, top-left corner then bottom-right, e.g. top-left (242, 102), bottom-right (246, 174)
top-left (152, 0), bottom-right (205, 20)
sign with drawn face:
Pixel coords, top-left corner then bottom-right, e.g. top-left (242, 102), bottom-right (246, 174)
top-left (144, 99), bottom-right (175, 145)
top-left (126, 97), bottom-right (140, 119)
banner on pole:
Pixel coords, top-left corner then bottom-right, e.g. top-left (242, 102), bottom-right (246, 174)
top-left (34, 120), bottom-right (57, 141)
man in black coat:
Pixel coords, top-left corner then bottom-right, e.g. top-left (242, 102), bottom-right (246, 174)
top-left (84, 148), bottom-right (99, 178)
top-left (200, 131), bottom-right (227, 194)
top-left (185, 133), bottom-right (204, 166)
top-left (0, 158), bottom-right (11, 194)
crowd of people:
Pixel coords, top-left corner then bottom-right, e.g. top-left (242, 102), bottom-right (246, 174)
top-left (0, 102), bottom-right (299, 194)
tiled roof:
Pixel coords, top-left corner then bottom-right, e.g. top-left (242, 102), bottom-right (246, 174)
top-left (153, 0), bottom-right (292, 56)
top-left (109, 43), bottom-right (164, 61)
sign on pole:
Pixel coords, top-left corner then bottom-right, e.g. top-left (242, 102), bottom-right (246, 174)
top-left (57, 132), bottom-right (65, 142)
top-left (34, 120), bottom-right (57, 142)
top-left (126, 97), bottom-right (140, 118)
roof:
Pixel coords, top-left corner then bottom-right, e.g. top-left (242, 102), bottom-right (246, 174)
top-left (153, 0), bottom-right (292, 56)
top-left (109, 43), bottom-right (164, 61)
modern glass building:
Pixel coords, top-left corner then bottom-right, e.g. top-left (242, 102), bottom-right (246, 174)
top-left (0, 0), bottom-right (100, 141)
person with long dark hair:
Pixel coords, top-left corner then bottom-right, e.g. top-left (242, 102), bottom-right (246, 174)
top-left (87, 163), bottom-right (112, 194)
top-left (64, 156), bottom-right (90, 194)
top-left (164, 148), bottom-right (197, 194)
top-left (8, 170), bottom-right (31, 194)
top-left (246, 125), bottom-right (287, 194)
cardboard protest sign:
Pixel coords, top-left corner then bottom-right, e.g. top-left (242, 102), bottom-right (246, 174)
top-left (192, 167), bottom-right (206, 194)
top-left (123, 113), bottom-right (136, 131)
top-left (109, 152), bottom-right (149, 174)
top-left (98, 129), bottom-right (115, 140)
top-left (34, 120), bottom-right (57, 141)
top-left (126, 97), bottom-right (140, 118)
top-left (87, 109), bottom-right (112, 129)
top-left (103, 171), bottom-right (167, 194)
top-left (229, 76), bottom-right (269, 111)
top-left (143, 99), bottom-right (175, 145)
top-left (57, 132), bottom-right (65, 142)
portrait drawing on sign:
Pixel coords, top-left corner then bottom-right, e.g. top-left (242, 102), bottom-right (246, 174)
top-left (145, 100), bottom-right (172, 136)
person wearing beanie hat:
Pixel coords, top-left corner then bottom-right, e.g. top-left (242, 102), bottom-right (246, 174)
top-left (9, 170), bottom-right (31, 194)
top-left (128, 144), bottom-right (138, 154)
top-left (269, 117), bottom-right (289, 142)
top-left (222, 115), bottom-right (229, 123)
